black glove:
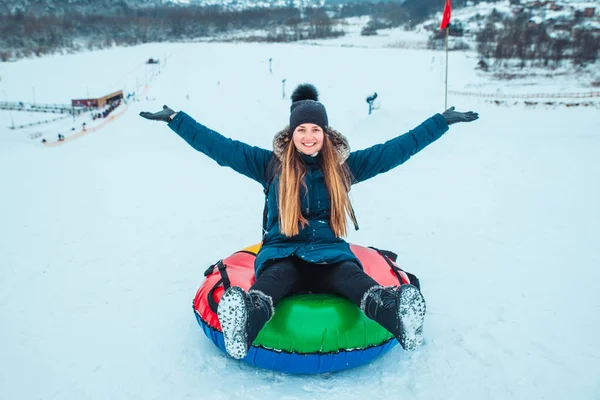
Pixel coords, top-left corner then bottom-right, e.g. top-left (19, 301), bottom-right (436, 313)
top-left (442, 106), bottom-right (479, 125)
top-left (139, 105), bottom-right (177, 122)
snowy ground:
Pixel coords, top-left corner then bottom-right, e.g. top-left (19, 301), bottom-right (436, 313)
top-left (1, 37), bottom-right (599, 400)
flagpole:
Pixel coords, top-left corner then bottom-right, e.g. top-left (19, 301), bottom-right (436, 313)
top-left (445, 26), bottom-right (449, 109)
top-left (441, 0), bottom-right (451, 109)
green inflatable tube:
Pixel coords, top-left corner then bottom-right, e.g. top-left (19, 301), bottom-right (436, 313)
top-left (254, 293), bottom-right (394, 354)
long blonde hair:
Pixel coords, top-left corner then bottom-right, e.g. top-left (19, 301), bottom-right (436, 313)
top-left (278, 133), bottom-right (357, 237)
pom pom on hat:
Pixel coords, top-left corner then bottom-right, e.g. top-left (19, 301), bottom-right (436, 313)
top-left (291, 84), bottom-right (319, 103)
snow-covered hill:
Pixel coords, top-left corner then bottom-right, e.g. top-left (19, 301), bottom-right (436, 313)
top-left (1, 36), bottom-right (599, 399)
top-left (418, 0), bottom-right (600, 39)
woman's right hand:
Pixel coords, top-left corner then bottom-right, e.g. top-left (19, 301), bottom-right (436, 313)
top-left (441, 106), bottom-right (479, 125)
top-left (139, 105), bottom-right (177, 122)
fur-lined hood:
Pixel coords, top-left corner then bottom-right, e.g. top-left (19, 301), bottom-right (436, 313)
top-left (272, 126), bottom-right (351, 163)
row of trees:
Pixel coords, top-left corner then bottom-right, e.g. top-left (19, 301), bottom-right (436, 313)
top-left (0, 6), bottom-right (344, 59)
top-left (475, 13), bottom-right (599, 67)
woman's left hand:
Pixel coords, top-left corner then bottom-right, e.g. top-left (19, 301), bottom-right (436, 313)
top-left (442, 106), bottom-right (479, 125)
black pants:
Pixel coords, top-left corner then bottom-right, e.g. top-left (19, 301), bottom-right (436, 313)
top-left (250, 256), bottom-right (380, 307)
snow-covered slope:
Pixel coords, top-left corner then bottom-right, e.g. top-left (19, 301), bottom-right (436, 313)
top-left (0, 38), bottom-right (599, 399)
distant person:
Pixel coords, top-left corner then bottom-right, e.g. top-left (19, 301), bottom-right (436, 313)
top-left (366, 92), bottom-right (378, 115)
top-left (140, 83), bottom-right (479, 360)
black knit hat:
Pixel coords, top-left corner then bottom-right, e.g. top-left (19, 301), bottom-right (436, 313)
top-left (289, 84), bottom-right (328, 134)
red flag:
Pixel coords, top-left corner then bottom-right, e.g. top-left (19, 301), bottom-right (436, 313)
top-left (440, 0), bottom-right (452, 30)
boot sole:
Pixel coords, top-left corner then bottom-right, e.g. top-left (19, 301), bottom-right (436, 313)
top-left (217, 287), bottom-right (249, 360)
top-left (398, 285), bottom-right (426, 351)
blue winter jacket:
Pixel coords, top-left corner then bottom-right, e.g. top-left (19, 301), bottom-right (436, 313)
top-left (168, 112), bottom-right (449, 276)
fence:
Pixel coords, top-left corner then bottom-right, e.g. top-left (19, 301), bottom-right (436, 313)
top-left (44, 104), bottom-right (128, 147)
top-left (10, 114), bottom-right (72, 130)
top-left (0, 101), bottom-right (92, 115)
top-left (449, 90), bottom-right (600, 99)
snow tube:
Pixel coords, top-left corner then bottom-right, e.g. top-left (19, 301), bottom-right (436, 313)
top-left (193, 243), bottom-right (417, 374)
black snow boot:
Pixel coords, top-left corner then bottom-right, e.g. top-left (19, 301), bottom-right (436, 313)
top-left (217, 286), bottom-right (274, 360)
top-left (361, 284), bottom-right (426, 351)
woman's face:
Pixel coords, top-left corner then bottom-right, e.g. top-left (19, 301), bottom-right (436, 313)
top-left (292, 123), bottom-right (324, 156)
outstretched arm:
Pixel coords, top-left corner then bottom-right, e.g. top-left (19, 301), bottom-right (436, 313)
top-left (141, 106), bottom-right (273, 185)
top-left (346, 108), bottom-right (478, 184)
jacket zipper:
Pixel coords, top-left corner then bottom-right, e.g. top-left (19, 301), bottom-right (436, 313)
top-left (305, 170), bottom-right (310, 216)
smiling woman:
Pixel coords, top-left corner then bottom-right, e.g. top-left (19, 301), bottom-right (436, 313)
top-left (139, 82), bottom-right (478, 366)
